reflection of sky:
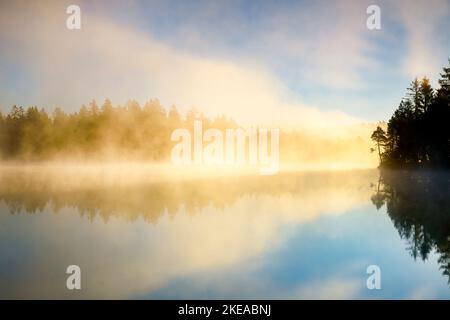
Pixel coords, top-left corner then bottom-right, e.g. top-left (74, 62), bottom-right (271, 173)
top-left (1, 179), bottom-right (449, 299)
top-left (141, 205), bottom-right (450, 299)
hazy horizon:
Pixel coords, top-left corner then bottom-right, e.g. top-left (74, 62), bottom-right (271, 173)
top-left (2, 0), bottom-right (449, 126)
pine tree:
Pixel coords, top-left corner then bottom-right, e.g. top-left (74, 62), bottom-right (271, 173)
top-left (438, 59), bottom-right (450, 98)
top-left (406, 78), bottom-right (424, 115)
top-left (371, 126), bottom-right (387, 164)
top-left (420, 77), bottom-right (434, 112)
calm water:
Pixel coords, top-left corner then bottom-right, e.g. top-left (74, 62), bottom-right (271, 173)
top-left (0, 167), bottom-right (449, 299)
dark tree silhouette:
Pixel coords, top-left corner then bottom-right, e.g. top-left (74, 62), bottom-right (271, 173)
top-left (373, 60), bottom-right (450, 168)
top-left (371, 125), bottom-right (387, 163)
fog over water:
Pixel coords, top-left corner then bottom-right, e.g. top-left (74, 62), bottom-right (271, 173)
top-left (0, 166), bottom-right (449, 299)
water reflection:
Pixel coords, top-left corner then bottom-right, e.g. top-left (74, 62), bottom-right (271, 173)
top-left (371, 170), bottom-right (450, 284)
top-left (1, 167), bottom-right (449, 298)
top-left (0, 167), bottom-right (376, 223)
top-left (0, 167), bottom-right (378, 299)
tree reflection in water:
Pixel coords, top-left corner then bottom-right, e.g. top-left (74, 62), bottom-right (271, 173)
top-left (372, 170), bottom-right (450, 283)
top-left (0, 166), bottom-right (375, 223)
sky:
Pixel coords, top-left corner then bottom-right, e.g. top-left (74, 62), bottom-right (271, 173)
top-left (0, 0), bottom-right (449, 128)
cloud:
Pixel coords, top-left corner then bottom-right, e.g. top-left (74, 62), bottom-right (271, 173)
top-left (0, 0), bottom-right (368, 135)
top-left (391, 0), bottom-right (450, 82)
top-left (257, 0), bottom-right (379, 90)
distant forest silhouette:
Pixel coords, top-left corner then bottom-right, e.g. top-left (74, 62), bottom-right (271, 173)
top-left (371, 60), bottom-right (450, 168)
top-left (0, 100), bottom-right (372, 164)
top-left (0, 99), bottom-right (230, 160)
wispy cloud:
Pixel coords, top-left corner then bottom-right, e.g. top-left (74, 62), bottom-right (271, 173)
top-left (0, 1), bottom-right (366, 135)
top-left (1, 0), bottom-right (449, 123)
top-left (395, 0), bottom-right (449, 82)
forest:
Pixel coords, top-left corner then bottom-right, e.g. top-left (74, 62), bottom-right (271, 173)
top-left (371, 60), bottom-right (450, 168)
top-left (0, 99), bottom-right (213, 161)
top-left (0, 98), bottom-right (373, 165)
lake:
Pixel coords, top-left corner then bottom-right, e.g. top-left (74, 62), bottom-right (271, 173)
top-left (0, 166), bottom-right (449, 299)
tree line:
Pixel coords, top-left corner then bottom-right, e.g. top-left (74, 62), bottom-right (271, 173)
top-left (0, 99), bottom-right (238, 161)
top-left (371, 60), bottom-right (450, 168)
top-left (0, 98), bottom-right (373, 164)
